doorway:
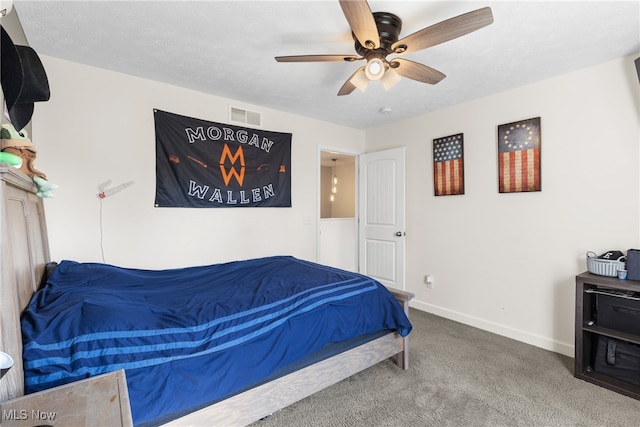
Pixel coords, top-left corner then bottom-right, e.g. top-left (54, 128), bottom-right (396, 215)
top-left (318, 150), bottom-right (357, 272)
top-left (317, 147), bottom-right (406, 290)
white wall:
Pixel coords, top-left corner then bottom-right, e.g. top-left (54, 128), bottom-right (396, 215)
top-left (318, 218), bottom-right (357, 272)
top-left (331, 160), bottom-right (356, 218)
top-left (28, 53), bottom-right (640, 357)
top-left (365, 56), bottom-right (640, 356)
top-left (32, 56), bottom-right (365, 269)
top-left (320, 160), bottom-right (356, 218)
top-left (320, 166), bottom-right (332, 218)
top-left (319, 157), bottom-right (357, 271)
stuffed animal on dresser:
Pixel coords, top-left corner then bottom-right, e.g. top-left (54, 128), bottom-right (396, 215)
top-left (1, 123), bottom-right (57, 197)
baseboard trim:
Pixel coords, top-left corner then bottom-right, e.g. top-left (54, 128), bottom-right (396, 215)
top-left (410, 299), bottom-right (574, 358)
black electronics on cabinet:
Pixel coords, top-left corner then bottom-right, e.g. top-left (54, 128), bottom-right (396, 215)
top-left (626, 249), bottom-right (640, 281)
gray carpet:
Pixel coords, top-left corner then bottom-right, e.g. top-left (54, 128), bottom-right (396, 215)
top-left (251, 309), bottom-right (640, 427)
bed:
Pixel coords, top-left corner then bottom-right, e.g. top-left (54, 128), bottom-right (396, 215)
top-left (0, 165), bottom-right (414, 427)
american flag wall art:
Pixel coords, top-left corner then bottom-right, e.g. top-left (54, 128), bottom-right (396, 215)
top-left (498, 117), bottom-right (541, 193)
top-left (433, 133), bottom-right (464, 196)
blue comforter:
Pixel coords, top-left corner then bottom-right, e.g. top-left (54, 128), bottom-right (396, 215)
top-left (21, 256), bottom-right (411, 425)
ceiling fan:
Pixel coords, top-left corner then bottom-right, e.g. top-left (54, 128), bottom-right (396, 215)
top-left (275, 0), bottom-right (494, 96)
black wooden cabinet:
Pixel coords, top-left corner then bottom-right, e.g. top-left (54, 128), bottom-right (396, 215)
top-left (574, 272), bottom-right (640, 400)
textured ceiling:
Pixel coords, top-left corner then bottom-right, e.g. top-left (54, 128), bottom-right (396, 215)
top-left (12, 0), bottom-right (640, 130)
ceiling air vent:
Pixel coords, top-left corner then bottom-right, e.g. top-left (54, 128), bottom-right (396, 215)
top-left (230, 106), bottom-right (261, 127)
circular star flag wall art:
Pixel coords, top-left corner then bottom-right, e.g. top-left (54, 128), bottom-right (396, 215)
top-left (497, 117), bottom-right (541, 193)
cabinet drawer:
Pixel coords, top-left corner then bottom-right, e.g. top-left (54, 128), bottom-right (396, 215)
top-left (597, 293), bottom-right (640, 336)
top-left (594, 337), bottom-right (640, 387)
top-left (0, 370), bottom-right (132, 427)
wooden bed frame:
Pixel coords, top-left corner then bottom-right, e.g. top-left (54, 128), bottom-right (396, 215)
top-left (0, 165), bottom-right (414, 426)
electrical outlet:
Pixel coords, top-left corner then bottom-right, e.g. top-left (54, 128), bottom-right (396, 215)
top-left (424, 275), bottom-right (434, 289)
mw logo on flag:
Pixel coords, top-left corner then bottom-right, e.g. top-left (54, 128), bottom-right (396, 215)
top-left (154, 109), bottom-right (291, 208)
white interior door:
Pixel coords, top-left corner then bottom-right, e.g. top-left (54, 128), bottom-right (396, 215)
top-left (358, 147), bottom-right (406, 290)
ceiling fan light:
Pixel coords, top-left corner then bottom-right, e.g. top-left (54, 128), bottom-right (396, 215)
top-left (382, 68), bottom-right (401, 90)
top-left (350, 70), bottom-right (370, 92)
top-left (365, 58), bottom-right (385, 81)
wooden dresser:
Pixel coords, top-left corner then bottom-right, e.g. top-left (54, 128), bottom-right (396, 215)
top-left (1, 369), bottom-right (133, 426)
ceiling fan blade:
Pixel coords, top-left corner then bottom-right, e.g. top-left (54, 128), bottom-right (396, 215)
top-left (275, 54), bottom-right (362, 62)
top-left (337, 80), bottom-right (356, 96)
top-left (391, 58), bottom-right (446, 85)
top-left (339, 0), bottom-right (379, 49)
top-left (338, 67), bottom-right (366, 96)
top-left (391, 7), bottom-right (493, 55)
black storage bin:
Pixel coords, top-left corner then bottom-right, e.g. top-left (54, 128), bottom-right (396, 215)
top-left (596, 293), bottom-right (640, 336)
top-left (593, 337), bottom-right (640, 387)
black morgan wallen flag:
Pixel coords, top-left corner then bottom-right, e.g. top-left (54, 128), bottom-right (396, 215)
top-left (154, 109), bottom-right (292, 208)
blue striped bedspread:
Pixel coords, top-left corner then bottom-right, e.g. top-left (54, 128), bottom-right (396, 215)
top-left (21, 255), bottom-right (412, 425)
